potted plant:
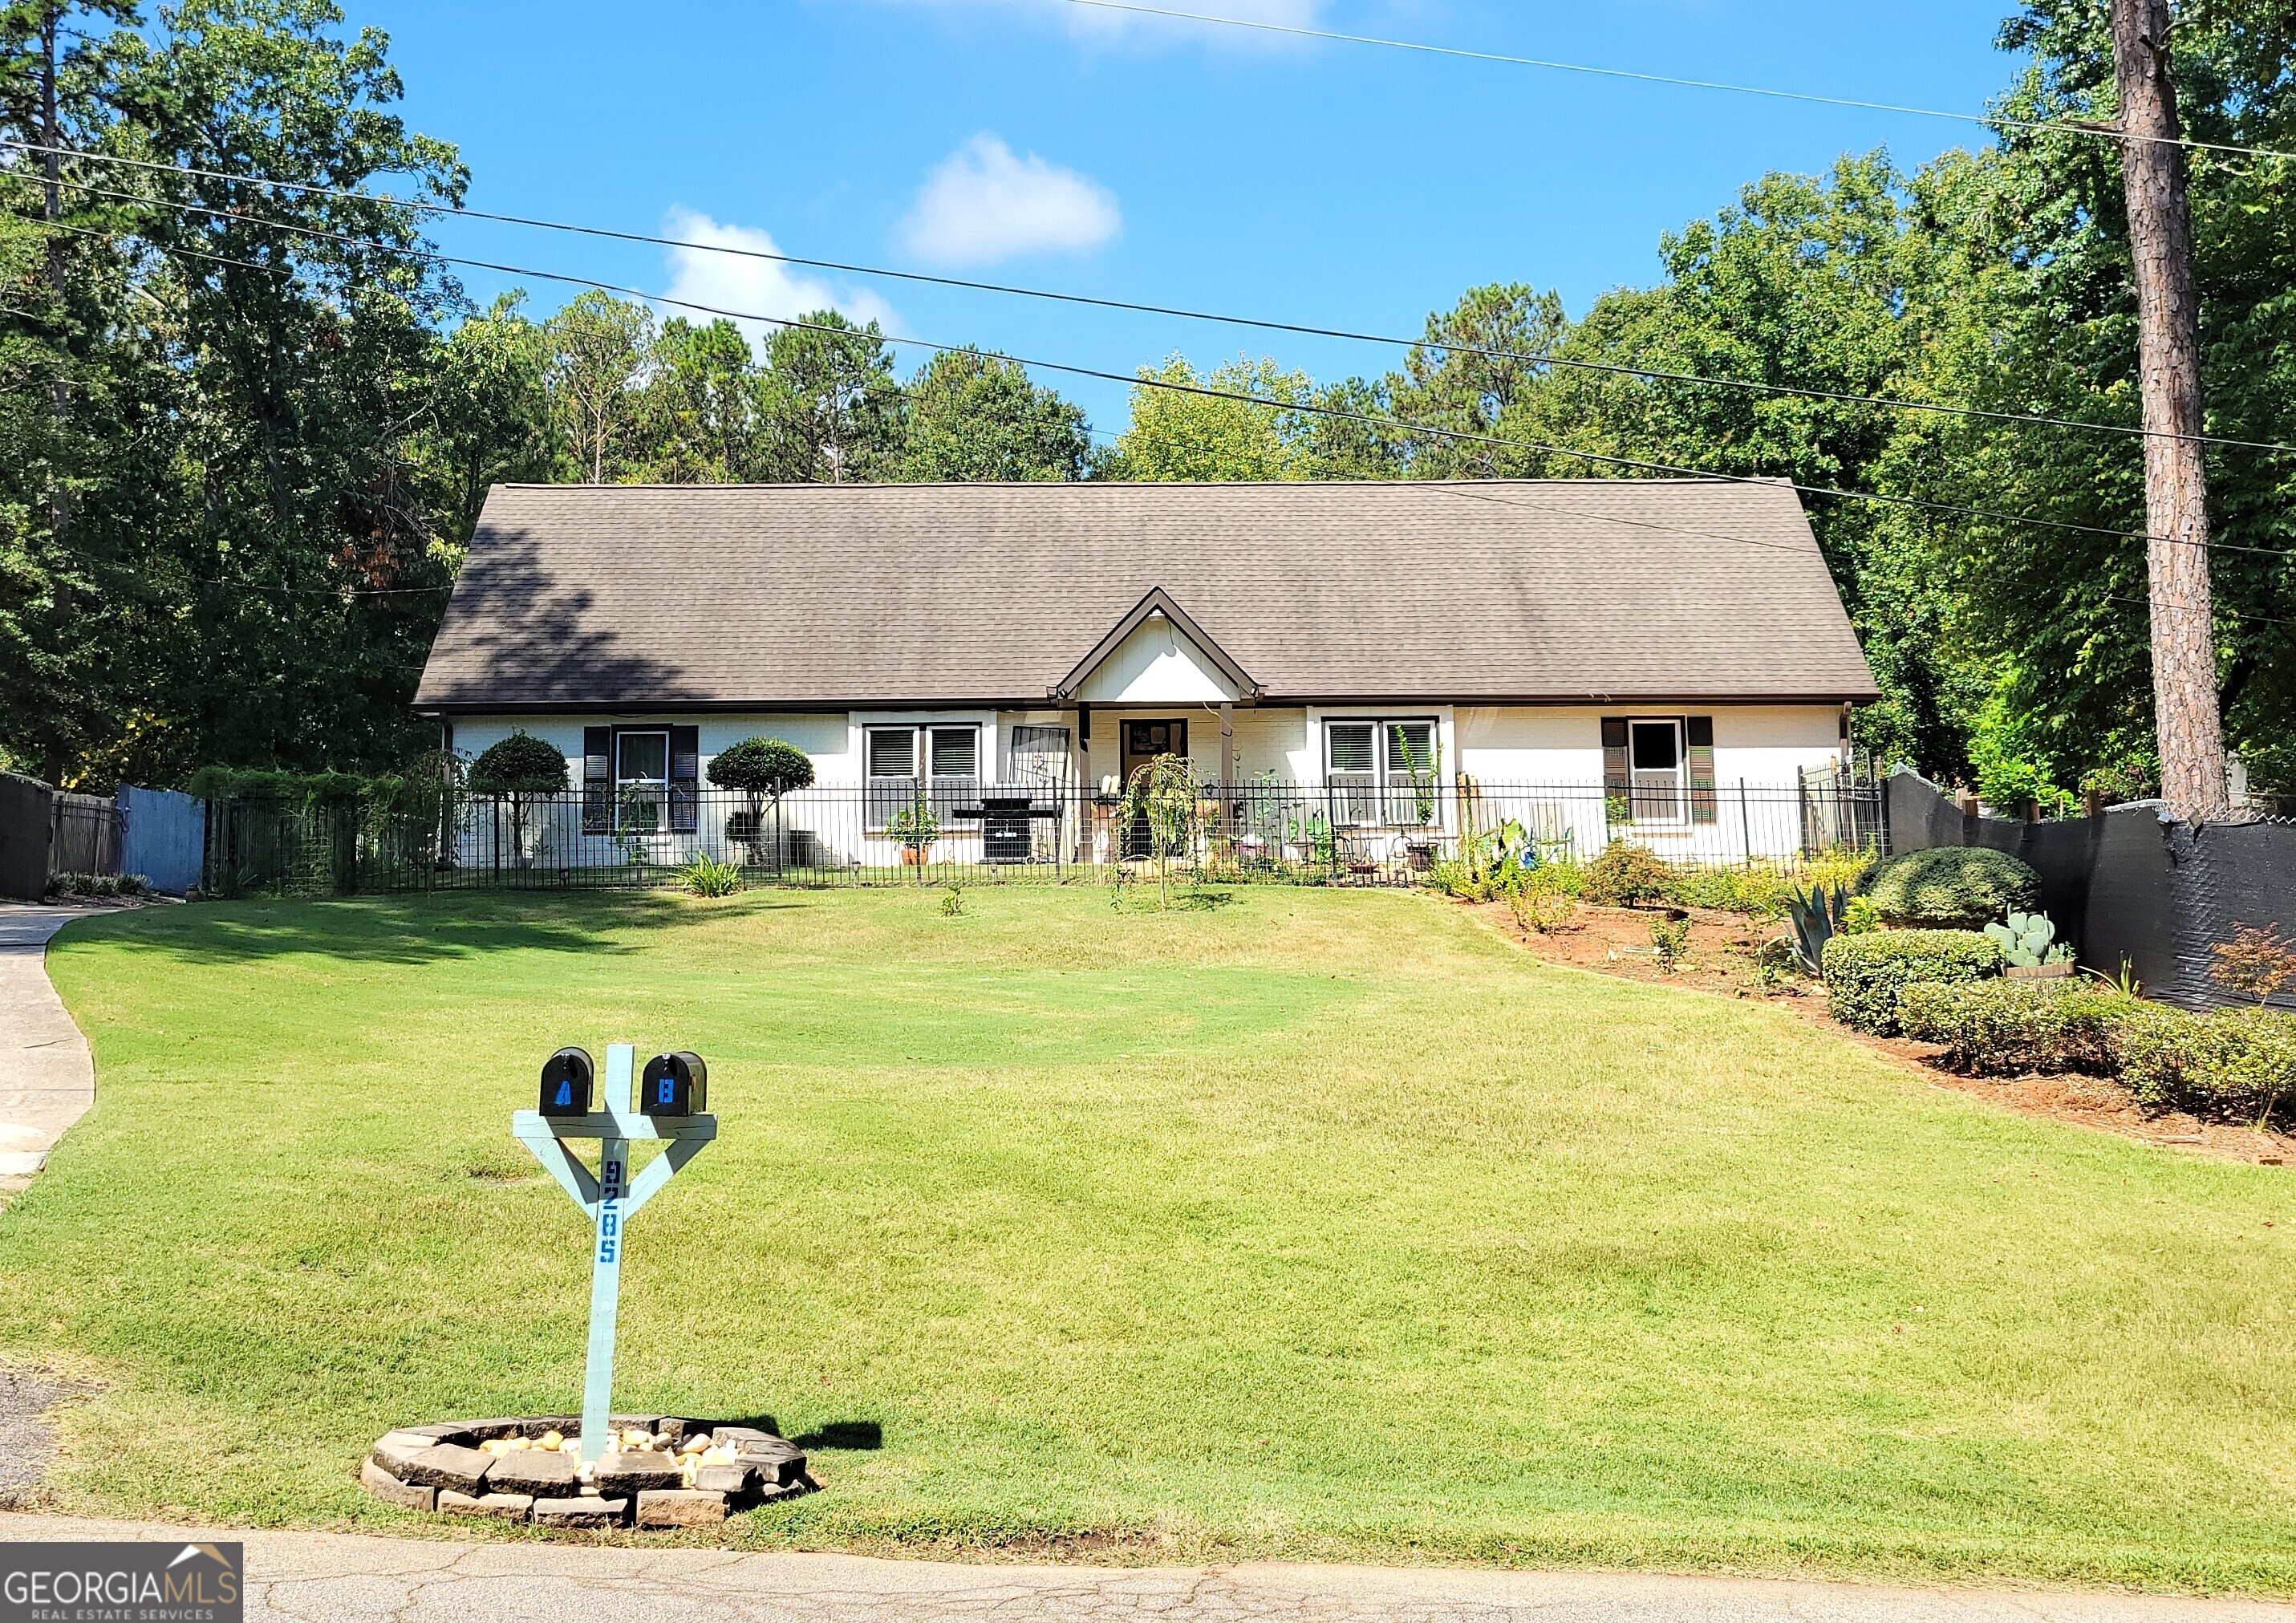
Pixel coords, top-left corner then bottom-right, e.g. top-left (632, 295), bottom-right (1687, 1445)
top-left (467, 732), bottom-right (567, 869)
top-left (1986, 911), bottom-right (2075, 979)
top-left (886, 798), bottom-right (939, 873)
top-left (706, 736), bottom-right (816, 867)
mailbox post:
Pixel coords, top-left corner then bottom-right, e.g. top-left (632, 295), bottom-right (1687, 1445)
top-left (512, 1042), bottom-right (716, 1464)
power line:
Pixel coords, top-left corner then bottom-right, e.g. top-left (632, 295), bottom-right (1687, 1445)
top-left (45, 181), bottom-right (2296, 566)
top-left (22, 227), bottom-right (2296, 630)
top-left (11, 136), bottom-right (2292, 458)
top-left (1053, 0), bottom-right (2296, 165)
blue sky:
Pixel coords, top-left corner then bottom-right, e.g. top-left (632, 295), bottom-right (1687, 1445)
top-left (343, 0), bottom-right (2029, 436)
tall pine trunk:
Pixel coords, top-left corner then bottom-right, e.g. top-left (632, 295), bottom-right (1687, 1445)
top-left (2111, 0), bottom-right (2229, 823)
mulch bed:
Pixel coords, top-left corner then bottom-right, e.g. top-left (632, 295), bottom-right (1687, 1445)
top-left (1464, 896), bottom-right (2293, 1167)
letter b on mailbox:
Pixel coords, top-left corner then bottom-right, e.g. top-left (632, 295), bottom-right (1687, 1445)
top-left (540, 1046), bottom-right (595, 1117)
top-left (640, 1051), bottom-right (707, 1117)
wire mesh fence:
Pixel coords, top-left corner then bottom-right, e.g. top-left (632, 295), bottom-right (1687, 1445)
top-left (201, 771), bottom-right (1885, 896)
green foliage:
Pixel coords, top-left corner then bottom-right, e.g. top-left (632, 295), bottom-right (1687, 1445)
top-left (1507, 875), bottom-right (1575, 935)
top-left (48, 870), bottom-right (146, 898)
top-left (939, 883), bottom-right (967, 918)
top-left (2118, 1006), bottom-right (2296, 1125)
top-left (1822, 929), bottom-right (2005, 1035)
top-left (1100, 354), bottom-right (1310, 481)
top-left (1582, 841), bottom-right (1672, 907)
top-left (884, 799), bottom-right (939, 849)
top-left (466, 732), bottom-right (567, 797)
top-left (704, 737), bottom-right (815, 800)
top-left (1856, 846), bottom-right (2039, 928)
top-left (1984, 909), bottom-right (2071, 969)
top-left (1899, 978), bottom-right (2130, 1075)
top-left (675, 853), bottom-right (744, 898)
top-left (904, 350), bottom-right (1090, 482)
top-left (1649, 911), bottom-right (1691, 972)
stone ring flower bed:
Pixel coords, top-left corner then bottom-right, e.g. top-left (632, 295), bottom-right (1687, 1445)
top-left (361, 1414), bottom-right (811, 1529)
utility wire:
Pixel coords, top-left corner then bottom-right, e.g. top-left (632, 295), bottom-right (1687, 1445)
top-left (10, 136), bottom-right (2292, 458)
top-left (1053, 0), bottom-right (2296, 164)
top-left (40, 181), bottom-right (2296, 565)
top-left (23, 219), bottom-right (2294, 628)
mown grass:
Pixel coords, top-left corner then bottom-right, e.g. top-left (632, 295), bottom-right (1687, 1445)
top-left (4, 886), bottom-right (2295, 1589)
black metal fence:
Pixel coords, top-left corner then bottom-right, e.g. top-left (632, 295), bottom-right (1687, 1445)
top-left (201, 772), bottom-right (1885, 895)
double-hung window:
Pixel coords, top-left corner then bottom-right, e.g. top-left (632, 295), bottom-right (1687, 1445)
top-left (582, 724), bottom-right (700, 834)
top-left (616, 730), bottom-right (670, 833)
top-left (1324, 719), bottom-right (1439, 827)
top-left (1600, 716), bottom-right (1716, 826)
top-left (865, 724), bottom-right (981, 830)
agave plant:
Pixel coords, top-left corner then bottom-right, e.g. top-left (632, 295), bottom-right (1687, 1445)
top-left (1786, 883), bottom-right (1851, 975)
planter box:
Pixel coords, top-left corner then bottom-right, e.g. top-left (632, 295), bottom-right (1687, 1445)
top-left (2005, 962), bottom-right (2075, 980)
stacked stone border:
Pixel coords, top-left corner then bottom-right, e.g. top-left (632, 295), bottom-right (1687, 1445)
top-left (361, 1414), bottom-right (811, 1529)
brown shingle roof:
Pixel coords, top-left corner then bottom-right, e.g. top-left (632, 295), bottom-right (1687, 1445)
top-left (413, 479), bottom-right (1878, 711)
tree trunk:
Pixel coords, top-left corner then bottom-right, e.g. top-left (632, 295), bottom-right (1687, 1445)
top-left (2112, 0), bottom-right (2229, 823)
top-left (40, 5), bottom-right (71, 544)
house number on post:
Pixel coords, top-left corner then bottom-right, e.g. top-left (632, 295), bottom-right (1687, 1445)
top-left (512, 1042), bottom-right (716, 1464)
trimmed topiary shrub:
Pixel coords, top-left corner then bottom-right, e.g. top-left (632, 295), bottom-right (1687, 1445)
top-left (1821, 929), bottom-right (2005, 1035)
top-left (1855, 846), bottom-right (2039, 928)
top-left (2116, 1005), bottom-right (2296, 1122)
top-left (1583, 840), bottom-right (1672, 907)
top-left (705, 736), bottom-right (815, 800)
top-left (468, 732), bottom-right (569, 796)
top-left (1899, 979), bottom-right (2131, 1075)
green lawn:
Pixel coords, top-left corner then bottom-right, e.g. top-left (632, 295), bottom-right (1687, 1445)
top-left (4, 887), bottom-right (2296, 1589)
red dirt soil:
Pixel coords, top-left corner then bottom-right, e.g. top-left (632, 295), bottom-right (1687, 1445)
top-left (1463, 895), bottom-right (2291, 1168)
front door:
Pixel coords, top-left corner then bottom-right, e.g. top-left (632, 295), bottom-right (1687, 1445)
top-left (1120, 720), bottom-right (1187, 858)
top-left (1121, 719), bottom-right (1187, 789)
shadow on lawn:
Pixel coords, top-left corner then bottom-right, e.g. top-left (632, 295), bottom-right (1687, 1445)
top-left (56, 891), bottom-right (811, 967)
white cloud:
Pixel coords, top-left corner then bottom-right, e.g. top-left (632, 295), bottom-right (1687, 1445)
top-left (656, 209), bottom-right (900, 353)
top-left (900, 134), bottom-right (1121, 266)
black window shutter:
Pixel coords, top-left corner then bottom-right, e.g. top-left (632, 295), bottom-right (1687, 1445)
top-left (670, 725), bottom-right (700, 834)
top-left (1600, 717), bottom-right (1629, 824)
top-left (1686, 716), bottom-right (1718, 824)
top-left (582, 727), bottom-right (611, 834)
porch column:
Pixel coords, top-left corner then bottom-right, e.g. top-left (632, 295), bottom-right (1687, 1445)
top-left (1074, 704), bottom-right (1093, 863)
top-left (1219, 702), bottom-right (1235, 834)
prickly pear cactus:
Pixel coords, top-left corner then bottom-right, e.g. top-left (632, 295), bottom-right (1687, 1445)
top-left (1984, 910), bottom-right (2057, 968)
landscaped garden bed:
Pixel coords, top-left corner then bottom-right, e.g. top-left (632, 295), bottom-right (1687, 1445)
top-left (10, 887), bottom-right (2296, 1587)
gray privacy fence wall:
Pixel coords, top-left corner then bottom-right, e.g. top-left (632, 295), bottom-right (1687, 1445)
top-left (119, 787), bottom-right (206, 895)
top-left (1884, 771), bottom-right (2296, 1012)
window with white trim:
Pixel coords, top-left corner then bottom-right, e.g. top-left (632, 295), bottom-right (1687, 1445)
top-left (615, 729), bottom-right (669, 833)
top-left (864, 724), bottom-right (981, 830)
top-left (1324, 718), bottom-right (1439, 827)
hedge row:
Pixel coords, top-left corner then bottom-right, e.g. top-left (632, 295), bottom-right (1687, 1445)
top-left (1897, 979), bottom-right (2296, 1122)
top-left (1820, 930), bottom-right (2006, 1035)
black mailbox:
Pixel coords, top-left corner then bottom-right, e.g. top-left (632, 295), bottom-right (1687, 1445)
top-left (540, 1046), bottom-right (595, 1117)
top-left (641, 1050), bottom-right (708, 1117)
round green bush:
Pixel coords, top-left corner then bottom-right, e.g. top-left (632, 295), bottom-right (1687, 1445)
top-left (468, 732), bottom-right (568, 796)
top-left (1821, 929), bottom-right (2004, 1035)
top-left (1854, 846), bottom-right (2038, 928)
top-left (1583, 840), bottom-right (1673, 907)
top-left (706, 736), bottom-right (816, 799)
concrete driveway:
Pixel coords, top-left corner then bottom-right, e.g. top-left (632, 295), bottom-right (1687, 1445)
top-left (0, 906), bottom-right (91, 1189)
